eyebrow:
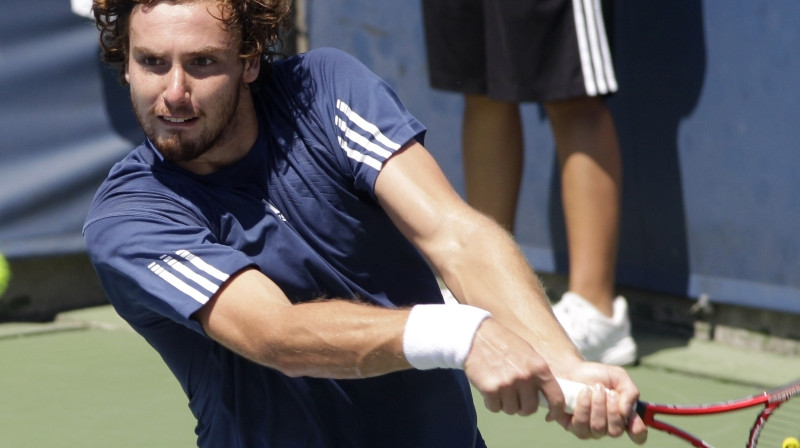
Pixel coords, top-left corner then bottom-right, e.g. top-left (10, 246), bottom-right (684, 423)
top-left (130, 45), bottom-right (232, 58)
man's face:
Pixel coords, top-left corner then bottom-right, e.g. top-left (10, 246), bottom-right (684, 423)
top-left (125, 0), bottom-right (259, 164)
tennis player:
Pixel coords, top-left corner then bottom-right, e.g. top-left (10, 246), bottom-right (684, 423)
top-left (82, 0), bottom-right (648, 446)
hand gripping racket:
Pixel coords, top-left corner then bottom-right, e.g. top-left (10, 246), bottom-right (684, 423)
top-left (542, 378), bottom-right (800, 448)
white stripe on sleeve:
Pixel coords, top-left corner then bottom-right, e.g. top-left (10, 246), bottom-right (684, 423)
top-left (160, 255), bottom-right (219, 294)
top-left (336, 100), bottom-right (401, 150)
top-left (175, 250), bottom-right (229, 282)
top-left (334, 116), bottom-right (393, 159)
top-left (147, 250), bottom-right (231, 306)
top-left (148, 261), bottom-right (211, 305)
top-left (333, 99), bottom-right (406, 171)
top-left (337, 137), bottom-right (384, 171)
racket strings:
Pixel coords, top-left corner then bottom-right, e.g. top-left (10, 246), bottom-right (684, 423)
top-left (752, 395), bottom-right (800, 448)
top-left (770, 384), bottom-right (800, 403)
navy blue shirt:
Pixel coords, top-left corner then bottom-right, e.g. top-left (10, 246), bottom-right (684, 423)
top-left (84, 48), bottom-right (485, 447)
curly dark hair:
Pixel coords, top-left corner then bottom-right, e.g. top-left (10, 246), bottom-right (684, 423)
top-left (92, 0), bottom-right (293, 84)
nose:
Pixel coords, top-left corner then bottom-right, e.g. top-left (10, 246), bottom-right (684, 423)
top-left (163, 66), bottom-right (191, 106)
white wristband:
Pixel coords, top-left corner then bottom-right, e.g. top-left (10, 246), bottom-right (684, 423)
top-left (402, 304), bottom-right (492, 370)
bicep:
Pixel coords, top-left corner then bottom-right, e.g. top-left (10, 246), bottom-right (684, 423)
top-left (374, 140), bottom-right (485, 260)
top-left (193, 267), bottom-right (292, 366)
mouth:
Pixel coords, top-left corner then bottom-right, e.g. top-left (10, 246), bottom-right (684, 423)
top-left (160, 115), bottom-right (198, 125)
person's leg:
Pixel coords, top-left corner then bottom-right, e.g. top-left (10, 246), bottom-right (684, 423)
top-left (462, 94), bottom-right (524, 232)
top-left (546, 96), bottom-right (636, 365)
top-left (545, 96), bottom-right (621, 317)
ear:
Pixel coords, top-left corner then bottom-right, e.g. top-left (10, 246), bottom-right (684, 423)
top-left (242, 55), bottom-right (260, 84)
top-left (124, 52), bottom-right (131, 84)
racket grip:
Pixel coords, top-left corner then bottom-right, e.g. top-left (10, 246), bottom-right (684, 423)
top-left (539, 378), bottom-right (643, 418)
top-left (538, 378), bottom-right (591, 413)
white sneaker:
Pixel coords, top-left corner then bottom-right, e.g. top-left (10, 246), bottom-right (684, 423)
top-left (552, 292), bottom-right (638, 366)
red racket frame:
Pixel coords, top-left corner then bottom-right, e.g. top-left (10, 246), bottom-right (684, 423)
top-left (636, 383), bottom-right (797, 448)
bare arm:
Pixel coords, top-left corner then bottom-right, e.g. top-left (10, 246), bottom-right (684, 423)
top-left (190, 138), bottom-right (645, 441)
top-left (374, 140), bottom-right (647, 443)
top-left (193, 268), bottom-right (411, 379)
top-left (374, 140), bottom-right (580, 373)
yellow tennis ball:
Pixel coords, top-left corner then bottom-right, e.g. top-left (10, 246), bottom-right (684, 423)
top-left (0, 253), bottom-right (10, 298)
top-left (783, 437), bottom-right (800, 448)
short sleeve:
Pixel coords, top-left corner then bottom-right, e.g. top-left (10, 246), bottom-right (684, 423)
top-left (84, 198), bottom-right (255, 334)
top-left (300, 48), bottom-right (427, 196)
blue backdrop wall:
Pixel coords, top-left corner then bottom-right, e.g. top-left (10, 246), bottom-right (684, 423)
top-left (0, 0), bottom-right (142, 257)
top-left (0, 1), bottom-right (797, 314)
top-left (304, 0), bottom-right (800, 313)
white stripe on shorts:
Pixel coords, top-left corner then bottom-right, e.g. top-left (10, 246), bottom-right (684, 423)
top-left (572, 0), bottom-right (618, 96)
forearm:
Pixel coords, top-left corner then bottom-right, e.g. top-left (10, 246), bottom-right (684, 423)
top-left (431, 210), bottom-right (583, 374)
top-left (373, 142), bottom-right (579, 370)
top-left (195, 269), bottom-right (412, 379)
top-left (254, 300), bottom-right (411, 378)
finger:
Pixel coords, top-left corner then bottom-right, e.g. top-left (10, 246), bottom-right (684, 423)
top-left (589, 383), bottom-right (608, 438)
top-left (606, 389), bottom-right (626, 438)
top-left (612, 372), bottom-right (640, 413)
top-left (566, 386), bottom-right (593, 439)
top-left (610, 377), bottom-right (648, 444)
top-left (517, 380), bottom-right (540, 416)
top-left (626, 410), bottom-right (649, 444)
top-left (500, 386), bottom-right (521, 415)
top-left (539, 377), bottom-right (567, 422)
top-left (483, 393), bottom-right (502, 413)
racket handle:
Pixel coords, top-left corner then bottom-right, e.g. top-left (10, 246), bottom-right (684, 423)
top-left (539, 378), bottom-right (647, 424)
top-left (539, 378), bottom-right (644, 418)
top-left (538, 378), bottom-right (591, 413)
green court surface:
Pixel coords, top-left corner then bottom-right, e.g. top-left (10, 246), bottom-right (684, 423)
top-left (2, 305), bottom-right (798, 448)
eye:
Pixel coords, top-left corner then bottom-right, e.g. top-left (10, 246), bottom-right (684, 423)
top-left (194, 57), bottom-right (215, 67)
top-left (140, 56), bottom-right (163, 66)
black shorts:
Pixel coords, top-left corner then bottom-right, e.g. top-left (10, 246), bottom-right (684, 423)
top-left (421, 0), bottom-right (617, 102)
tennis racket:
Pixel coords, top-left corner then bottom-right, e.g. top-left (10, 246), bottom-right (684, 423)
top-left (542, 377), bottom-right (800, 448)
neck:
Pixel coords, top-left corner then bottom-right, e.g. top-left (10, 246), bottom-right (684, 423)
top-left (178, 89), bottom-right (259, 176)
